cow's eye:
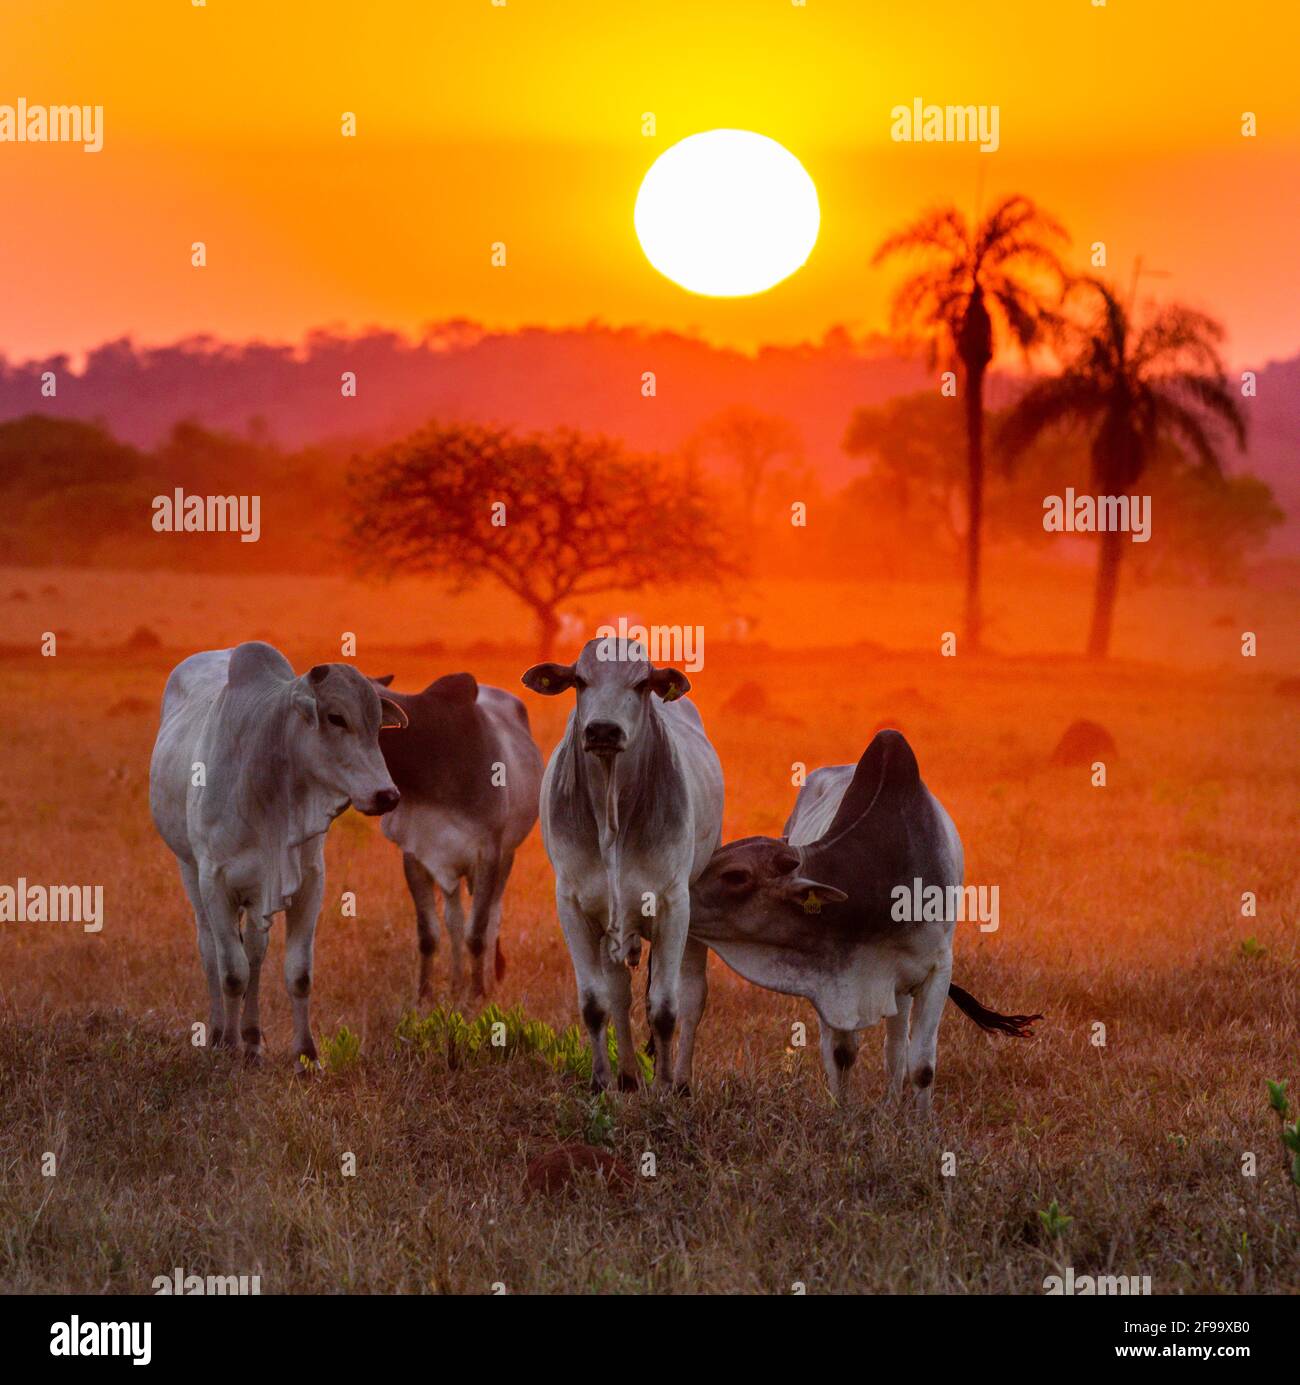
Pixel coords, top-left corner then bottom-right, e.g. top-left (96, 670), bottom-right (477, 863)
top-left (720, 868), bottom-right (752, 890)
top-left (327, 713), bottom-right (348, 730)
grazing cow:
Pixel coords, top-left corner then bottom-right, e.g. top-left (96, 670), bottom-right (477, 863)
top-left (523, 638), bottom-right (724, 1093)
top-left (149, 642), bottom-right (406, 1064)
top-left (368, 671), bottom-right (543, 1000)
top-left (688, 730), bottom-right (1039, 1113)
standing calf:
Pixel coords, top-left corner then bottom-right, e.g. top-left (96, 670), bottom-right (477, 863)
top-left (149, 642), bottom-right (406, 1064)
top-left (523, 638), bottom-right (723, 1093)
top-left (370, 671), bottom-right (542, 1000)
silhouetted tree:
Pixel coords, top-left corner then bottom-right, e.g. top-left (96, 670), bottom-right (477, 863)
top-left (843, 392), bottom-right (967, 552)
top-left (692, 406), bottom-right (802, 529)
top-left (997, 279), bottom-right (1247, 657)
top-left (873, 196), bottom-right (1067, 650)
top-left (349, 423), bottom-right (734, 656)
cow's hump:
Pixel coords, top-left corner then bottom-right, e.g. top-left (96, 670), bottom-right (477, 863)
top-left (424, 672), bottom-right (478, 706)
top-left (228, 641), bottom-right (294, 688)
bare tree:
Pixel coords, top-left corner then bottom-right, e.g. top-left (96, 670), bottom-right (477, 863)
top-left (693, 406), bottom-right (802, 529)
top-left (349, 422), bottom-right (734, 656)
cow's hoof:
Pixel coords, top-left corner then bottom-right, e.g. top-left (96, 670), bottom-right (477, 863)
top-left (588, 1078), bottom-right (609, 1096)
top-left (672, 1081), bottom-right (692, 1098)
top-left (242, 1046), bottom-right (264, 1069)
top-left (617, 1073), bottom-right (640, 1093)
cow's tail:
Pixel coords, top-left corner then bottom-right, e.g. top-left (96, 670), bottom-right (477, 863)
top-left (495, 939), bottom-right (507, 983)
top-left (947, 982), bottom-right (1041, 1038)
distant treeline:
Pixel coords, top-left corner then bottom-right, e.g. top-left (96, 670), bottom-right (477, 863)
top-left (0, 324), bottom-right (927, 476)
top-left (3, 323), bottom-right (1294, 556)
top-left (0, 405), bottom-right (1282, 585)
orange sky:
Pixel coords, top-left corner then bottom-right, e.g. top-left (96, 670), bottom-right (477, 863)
top-left (3, 0), bottom-right (1297, 365)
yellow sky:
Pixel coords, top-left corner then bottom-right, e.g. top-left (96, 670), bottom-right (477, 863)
top-left (2, 0), bottom-right (1297, 362)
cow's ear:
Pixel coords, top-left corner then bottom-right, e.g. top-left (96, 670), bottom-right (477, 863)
top-left (379, 697), bottom-right (408, 730)
top-left (776, 875), bottom-right (848, 911)
top-left (373, 673), bottom-right (395, 687)
top-left (522, 662), bottom-right (576, 695)
top-left (768, 850), bottom-right (847, 911)
top-left (291, 676), bottom-right (319, 727)
top-left (648, 666), bottom-right (691, 702)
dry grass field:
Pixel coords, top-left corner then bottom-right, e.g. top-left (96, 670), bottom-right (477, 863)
top-left (0, 569), bottom-right (1297, 1294)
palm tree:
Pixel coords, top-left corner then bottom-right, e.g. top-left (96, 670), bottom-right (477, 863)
top-left (873, 195), bottom-right (1068, 651)
top-left (997, 279), bottom-right (1246, 658)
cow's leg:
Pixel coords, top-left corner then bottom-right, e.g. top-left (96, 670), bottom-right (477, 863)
top-left (670, 937), bottom-right (709, 1091)
top-left (402, 853), bottom-right (441, 1002)
top-left (481, 847), bottom-right (514, 991)
top-left (646, 887), bottom-right (688, 1093)
top-left (198, 866), bottom-right (246, 1053)
top-left (179, 860), bottom-right (223, 1046)
top-left (602, 952), bottom-right (640, 1092)
top-left (239, 913), bottom-right (271, 1063)
top-left (884, 994), bottom-right (913, 1098)
top-left (906, 960), bottom-right (953, 1118)
top-left (818, 1021), bottom-right (862, 1105)
top-left (440, 880), bottom-right (467, 998)
top-left (557, 889), bottom-right (613, 1093)
top-left (465, 853), bottom-right (503, 1001)
top-left (283, 865), bottom-right (325, 1068)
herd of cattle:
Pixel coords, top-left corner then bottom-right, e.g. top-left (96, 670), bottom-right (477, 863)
top-left (149, 639), bottom-right (1039, 1110)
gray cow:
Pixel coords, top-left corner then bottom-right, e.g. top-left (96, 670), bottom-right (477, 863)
top-left (689, 730), bottom-right (1039, 1113)
top-left (150, 642), bottom-right (406, 1064)
top-left (370, 672), bottom-right (543, 1001)
top-left (523, 638), bottom-right (724, 1093)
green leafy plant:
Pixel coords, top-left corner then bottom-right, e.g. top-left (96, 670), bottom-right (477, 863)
top-left (584, 1092), bottom-right (617, 1148)
top-left (319, 1025), bottom-right (361, 1073)
top-left (1239, 936), bottom-right (1267, 960)
top-left (396, 1003), bottom-right (653, 1085)
top-left (1266, 1079), bottom-right (1300, 1217)
top-left (1037, 1200), bottom-right (1073, 1240)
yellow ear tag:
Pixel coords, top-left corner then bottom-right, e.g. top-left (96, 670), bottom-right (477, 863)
top-left (802, 891), bottom-right (822, 915)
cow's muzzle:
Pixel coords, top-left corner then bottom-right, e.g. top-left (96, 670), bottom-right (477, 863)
top-left (359, 787), bottom-right (400, 816)
top-left (583, 721), bottom-right (627, 755)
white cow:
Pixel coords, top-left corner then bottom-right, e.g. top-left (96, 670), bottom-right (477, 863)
top-left (149, 642), bottom-right (406, 1064)
top-left (689, 730), bottom-right (1040, 1113)
top-left (523, 638), bottom-right (724, 1093)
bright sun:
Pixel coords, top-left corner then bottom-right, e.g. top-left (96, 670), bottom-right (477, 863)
top-left (634, 129), bottom-right (820, 297)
